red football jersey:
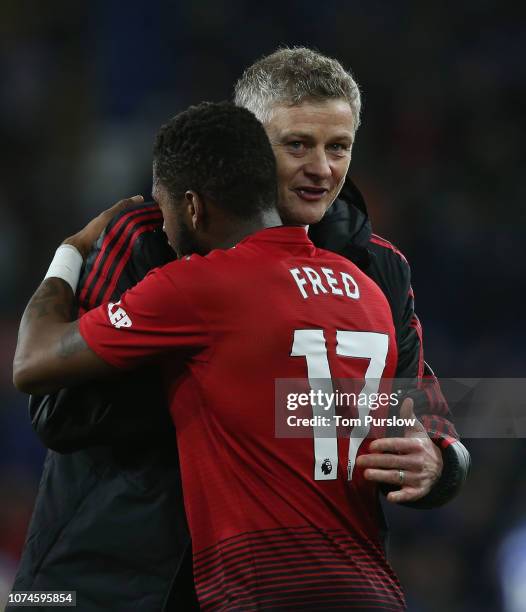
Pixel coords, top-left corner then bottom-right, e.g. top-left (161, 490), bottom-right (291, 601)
top-left (79, 226), bottom-right (405, 611)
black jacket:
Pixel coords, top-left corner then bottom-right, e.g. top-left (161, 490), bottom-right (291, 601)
top-left (12, 183), bottom-right (469, 610)
top-left (310, 180), bottom-right (470, 508)
top-left (10, 205), bottom-right (197, 611)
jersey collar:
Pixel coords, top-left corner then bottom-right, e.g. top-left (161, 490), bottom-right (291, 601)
top-left (237, 225), bottom-right (312, 246)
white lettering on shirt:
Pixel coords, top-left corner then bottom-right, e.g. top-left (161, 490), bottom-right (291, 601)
top-left (341, 273), bottom-right (360, 299)
top-left (302, 267), bottom-right (328, 296)
top-left (321, 267), bottom-right (343, 296)
top-left (107, 301), bottom-right (133, 329)
top-left (289, 268), bottom-right (308, 299)
top-left (289, 266), bottom-right (360, 300)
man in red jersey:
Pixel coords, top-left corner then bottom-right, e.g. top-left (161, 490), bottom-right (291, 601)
top-left (14, 102), bottom-right (406, 610)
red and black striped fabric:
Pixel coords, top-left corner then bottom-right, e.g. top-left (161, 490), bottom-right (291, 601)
top-left (194, 527), bottom-right (405, 611)
top-left (368, 233), bottom-right (458, 446)
top-left (418, 367), bottom-right (459, 449)
top-left (369, 235), bottom-right (408, 265)
top-left (78, 203), bottom-right (164, 315)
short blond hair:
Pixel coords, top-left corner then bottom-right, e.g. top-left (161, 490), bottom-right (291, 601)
top-left (234, 47), bottom-right (361, 135)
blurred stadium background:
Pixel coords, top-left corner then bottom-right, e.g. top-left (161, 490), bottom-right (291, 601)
top-left (1, 2), bottom-right (524, 610)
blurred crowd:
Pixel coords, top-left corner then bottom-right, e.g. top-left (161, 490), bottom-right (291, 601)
top-left (1, 2), bottom-right (524, 610)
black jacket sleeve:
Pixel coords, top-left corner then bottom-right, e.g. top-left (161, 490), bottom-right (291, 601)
top-left (30, 203), bottom-right (175, 452)
top-left (310, 184), bottom-right (469, 508)
top-left (367, 235), bottom-right (470, 506)
top-left (29, 372), bottom-right (174, 453)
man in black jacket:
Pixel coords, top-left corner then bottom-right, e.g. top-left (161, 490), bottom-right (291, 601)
top-left (234, 48), bottom-right (469, 507)
top-left (11, 48), bottom-right (469, 610)
top-left (10, 205), bottom-right (198, 610)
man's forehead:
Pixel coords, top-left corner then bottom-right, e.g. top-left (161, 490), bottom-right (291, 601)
top-left (267, 99), bottom-right (354, 139)
top-left (278, 126), bottom-right (354, 142)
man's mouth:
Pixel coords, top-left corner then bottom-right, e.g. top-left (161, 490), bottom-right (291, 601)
top-left (293, 187), bottom-right (328, 202)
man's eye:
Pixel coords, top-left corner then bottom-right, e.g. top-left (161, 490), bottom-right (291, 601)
top-left (328, 143), bottom-right (349, 153)
top-left (287, 141), bottom-right (304, 150)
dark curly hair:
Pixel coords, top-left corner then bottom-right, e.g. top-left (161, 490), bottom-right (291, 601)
top-left (153, 101), bottom-right (277, 218)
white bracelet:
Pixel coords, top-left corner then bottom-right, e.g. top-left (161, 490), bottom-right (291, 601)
top-left (44, 244), bottom-right (84, 293)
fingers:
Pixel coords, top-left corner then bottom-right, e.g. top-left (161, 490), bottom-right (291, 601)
top-left (92, 195), bottom-right (144, 231)
top-left (63, 195), bottom-right (145, 258)
top-left (118, 194), bottom-right (144, 207)
top-left (399, 397), bottom-right (427, 433)
top-left (362, 468), bottom-right (416, 487)
top-left (386, 487), bottom-right (422, 504)
top-left (358, 428), bottom-right (444, 504)
top-left (362, 465), bottom-right (432, 504)
top-left (356, 452), bottom-right (423, 471)
top-left (357, 449), bottom-right (423, 491)
top-left (399, 397), bottom-right (414, 418)
top-left (368, 436), bottom-right (426, 454)
top-left (102, 195), bottom-right (144, 218)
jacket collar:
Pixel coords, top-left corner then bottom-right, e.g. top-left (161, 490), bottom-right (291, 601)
top-left (308, 176), bottom-right (372, 269)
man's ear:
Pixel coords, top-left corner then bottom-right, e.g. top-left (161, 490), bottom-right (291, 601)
top-left (184, 190), bottom-right (205, 229)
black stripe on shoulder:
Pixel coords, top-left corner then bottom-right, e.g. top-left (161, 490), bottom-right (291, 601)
top-left (80, 203), bottom-right (162, 307)
top-left (91, 217), bottom-right (163, 306)
top-left (104, 202), bottom-right (162, 234)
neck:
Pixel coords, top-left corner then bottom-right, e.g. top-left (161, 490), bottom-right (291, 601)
top-left (213, 209), bottom-right (282, 249)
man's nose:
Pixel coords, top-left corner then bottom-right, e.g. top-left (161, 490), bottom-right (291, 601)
top-left (303, 148), bottom-right (331, 179)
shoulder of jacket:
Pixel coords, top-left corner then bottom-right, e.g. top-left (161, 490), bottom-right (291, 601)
top-left (104, 202), bottom-right (163, 236)
top-left (368, 233), bottom-right (409, 265)
top-left (365, 233), bottom-right (412, 300)
top-left (78, 204), bottom-right (168, 310)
